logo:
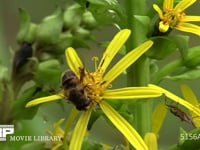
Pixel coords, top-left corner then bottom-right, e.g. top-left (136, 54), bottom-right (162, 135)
top-left (0, 125), bottom-right (62, 142)
top-left (0, 125), bottom-right (14, 141)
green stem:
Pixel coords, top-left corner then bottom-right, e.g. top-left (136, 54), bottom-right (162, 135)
top-left (132, 56), bottom-right (152, 137)
top-left (125, 0), bottom-right (151, 137)
top-left (152, 59), bottom-right (183, 84)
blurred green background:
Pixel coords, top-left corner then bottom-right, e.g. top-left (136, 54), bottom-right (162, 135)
top-left (1, 0), bottom-right (200, 149)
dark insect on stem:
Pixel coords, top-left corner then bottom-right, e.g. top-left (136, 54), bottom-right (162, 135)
top-left (12, 42), bottom-right (33, 75)
top-left (85, 1), bottom-right (90, 8)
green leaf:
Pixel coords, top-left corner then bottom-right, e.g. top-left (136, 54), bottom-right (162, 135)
top-left (134, 15), bottom-right (150, 36)
top-left (147, 36), bottom-right (177, 59)
top-left (184, 46), bottom-right (200, 68)
top-left (83, 0), bottom-right (124, 27)
top-left (72, 37), bottom-right (90, 48)
top-left (166, 69), bottom-right (200, 80)
top-left (37, 7), bottom-right (63, 44)
top-left (11, 86), bottom-right (40, 120)
top-left (147, 35), bottom-right (189, 60)
top-left (170, 35), bottom-right (189, 59)
top-left (87, 109), bottom-right (102, 130)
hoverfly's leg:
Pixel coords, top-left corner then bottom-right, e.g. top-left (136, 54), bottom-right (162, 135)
top-left (79, 67), bottom-right (85, 83)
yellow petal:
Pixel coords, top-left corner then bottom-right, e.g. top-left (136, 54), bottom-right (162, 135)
top-left (159, 21), bottom-right (170, 32)
top-left (181, 16), bottom-right (200, 22)
top-left (152, 102), bottom-right (167, 135)
top-left (163, 0), bottom-right (174, 10)
top-left (148, 84), bottom-right (200, 117)
top-left (103, 87), bottom-right (162, 99)
top-left (25, 94), bottom-right (63, 107)
top-left (175, 0), bottom-right (196, 11)
top-left (69, 108), bottom-right (92, 150)
top-left (100, 101), bottom-right (148, 150)
top-left (63, 108), bottom-right (79, 149)
top-left (64, 108), bottom-right (79, 133)
top-left (103, 40), bottom-right (153, 85)
top-left (52, 143), bottom-right (63, 150)
top-left (65, 47), bottom-right (84, 77)
top-left (153, 4), bottom-right (163, 19)
top-left (176, 22), bottom-right (200, 36)
top-left (97, 29), bottom-right (131, 74)
top-left (181, 84), bottom-right (200, 127)
top-left (144, 132), bottom-right (158, 150)
top-left (53, 118), bottom-right (65, 135)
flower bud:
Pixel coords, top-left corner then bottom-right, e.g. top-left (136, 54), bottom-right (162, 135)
top-left (82, 11), bottom-right (97, 29)
top-left (56, 32), bottom-right (74, 52)
top-left (34, 59), bottom-right (62, 86)
top-left (0, 65), bottom-right (9, 82)
top-left (64, 4), bottom-right (82, 29)
top-left (75, 27), bottom-right (90, 39)
top-left (17, 9), bottom-right (37, 43)
top-left (36, 8), bottom-right (63, 44)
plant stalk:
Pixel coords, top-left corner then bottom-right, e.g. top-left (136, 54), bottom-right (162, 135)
top-left (125, 0), bottom-right (152, 137)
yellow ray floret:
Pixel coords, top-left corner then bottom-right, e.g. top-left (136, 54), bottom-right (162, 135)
top-left (100, 101), bottom-right (148, 150)
top-left (103, 40), bottom-right (153, 86)
top-left (97, 29), bottom-right (131, 74)
top-left (103, 87), bottom-right (162, 99)
top-left (25, 94), bottom-right (63, 107)
top-left (69, 108), bottom-right (92, 150)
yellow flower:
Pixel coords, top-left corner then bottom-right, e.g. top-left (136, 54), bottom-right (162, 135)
top-left (26, 29), bottom-right (163, 150)
top-left (153, 0), bottom-right (200, 36)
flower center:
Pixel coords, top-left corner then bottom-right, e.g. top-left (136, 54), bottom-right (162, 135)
top-left (80, 57), bottom-right (107, 106)
top-left (162, 9), bottom-right (184, 27)
top-left (82, 70), bottom-right (106, 104)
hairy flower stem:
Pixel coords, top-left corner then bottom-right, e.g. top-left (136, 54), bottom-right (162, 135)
top-left (125, 0), bottom-right (152, 137)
